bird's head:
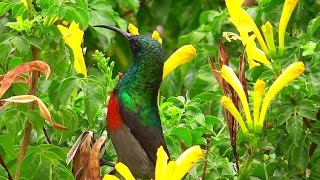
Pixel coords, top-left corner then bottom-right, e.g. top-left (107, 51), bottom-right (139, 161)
top-left (94, 25), bottom-right (164, 65)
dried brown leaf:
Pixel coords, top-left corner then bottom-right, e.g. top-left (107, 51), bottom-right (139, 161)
top-left (88, 135), bottom-right (107, 180)
top-left (81, 132), bottom-right (93, 180)
top-left (0, 95), bottom-right (67, 130)
top-left (218, 41), bottom-right (229, 67)
top-left (0, 61), bottom-right (50, 98)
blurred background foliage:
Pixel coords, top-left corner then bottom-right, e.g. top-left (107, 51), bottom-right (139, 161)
top-left (0, 0), bottom-right (320, 179)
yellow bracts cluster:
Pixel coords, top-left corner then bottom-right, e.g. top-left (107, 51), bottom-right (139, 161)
top-left (127, 24), bottom-right (196, 79)
top-left (104, 145), bottom-right (203, 180)
top-left (220, 62), bottom-right (304, 136)
top-left (57, 21), bottom-right (87, 76)
top-left (225, 0), bottom-right (299, 68)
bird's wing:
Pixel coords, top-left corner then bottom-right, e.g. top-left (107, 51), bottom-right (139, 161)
top-left (118, 92), bottom-right (170, 163)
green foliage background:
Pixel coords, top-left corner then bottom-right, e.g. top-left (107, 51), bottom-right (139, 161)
top-left (0, 0), bottom-right (320, 179)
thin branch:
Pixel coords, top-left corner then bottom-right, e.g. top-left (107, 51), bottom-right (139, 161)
top-left (202, 135), bottom-right (212, 180)
top-left (0, 155), bottom-right (13, 180)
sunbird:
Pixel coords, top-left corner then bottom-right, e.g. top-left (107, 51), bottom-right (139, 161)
top-left (94, 25), bottom-right (170, 178)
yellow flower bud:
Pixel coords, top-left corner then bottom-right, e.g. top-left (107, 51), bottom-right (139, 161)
top-left (261, 21), bottom-right (276, 54)
top-left (221, 96), bottom-right (250, 137)
top-left (103, 175), bottom-right (119, 180)
top-left (220, 65), bottom-right (253, 130)
top-left (253, 79), bottom-right (266, 133)
top-left (279, 0), bottom-right (299, 54)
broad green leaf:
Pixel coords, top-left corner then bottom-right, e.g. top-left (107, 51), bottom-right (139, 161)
top-left (84, 82), bottom-right (105, 126)
top-left (276, 105), bottom-right (294, 126)
top-left (307, 133), bottom-right (320, 144)
top-left (0, 165), bottom-right (8, 180)
top-left (171, 127), bottom-right (192, 146)
top-left (0, 41), bottom-right (13, 68)
top-left (26, 110), bottom-right (46, 133)
top-left (11, 3), bottom-right (27, 17)
top-left (59, 77), bottom-right (80, 106)
top-left (0, 135), bottom-right (16, 159)
top-left (20, 153), bottom-right (41, 179)
top-left (25, 35), bottom-right (43, 49)
top-left (2, 109), bottom-right (26, 141)
top-left (65, 6), bottom-right (89, 29)
top-left (309, 159), bottom-right (320, 180)
top-left (12, 36), bottom-right (29, 56)
top-left (310, 62), bottom-right (320, 95)
top-left (291, 145), bottom-right (308, 173)
top-left (53, 108), bottom-right (79, 143)
top-left (48, 77), bottom-right (63, 109)
top-left (43, 48), bottom-right (70, 77)
top-left (307, 14), bottom-right (320, 37)
top-left (297, 99), bottom-right (317, 120)
top-left (0, 2), bottom-right (15, 16)
top-left (286, 116), bottom-right (303, 146)
top-left (52, 166), bottom-right (74, 180)
top-left (118, 0), bottom-right (140, 14)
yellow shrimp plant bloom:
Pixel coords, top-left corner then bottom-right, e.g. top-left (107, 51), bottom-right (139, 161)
top-left (220, 62), bottom-right (304, 135)
top-left (57, 21), bottom-right (87, 76)
top-left (127, 24), bottom-right (196, 79)
top-left (224, 0), bottom-right (299, 67)
top-left (103, 145), bottom-right (203, 180)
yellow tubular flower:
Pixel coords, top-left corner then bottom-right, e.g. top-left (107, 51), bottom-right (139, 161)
top-left (128, 23), bottom-right (139, 35)
top-left (220, 65), bottom-right (253, 130)
top-left (155, 146), bottom-right (169, 180)
top-left (221, 96), bottom-right (250, 137)
top-left (225, 0), bottom-right (269, 55)
top-left (163, 45), bottom-right (196, 78)
top-left (258, 62), bottom-right (305, 130)
top-left (163, 161), bottom-right (176, 179)
top-left (152, 31), bottom-right (162, 44)
top-left (57, 21), bottom-right (87, 76)
top-left (246, 35), bottom-right (271, 69)
top-left (279, 0), bottom-right (299, 54)
top-left (253, 79), bottom-right (265, 133)
top-left (173, 145), bottom-right (203, 179)
top-left (103, 175), bottom-right (119, 180)
top-left (261, 21), bottom-right (276, 53)
top-left (115, 162), bottom-right (136, 180)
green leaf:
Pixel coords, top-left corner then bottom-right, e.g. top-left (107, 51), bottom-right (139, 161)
top-left (118, 0), bottom-right (140, 14)
top-left (307, 133), bottom-right (320, 144)
top-left (297, 99), bottom-right (317, 120)
top-left (291, 145), bottom-right (308, 173)
top-left (26, 110), bottom-right (45, 133)
top-left (12, 36), bottom-right (29, 56)
top-left (286, 116), bottom-right (303, 146)
top-left (52, 108), bottom-right (79, 143)
top-left (84, 82), bottom-right (105, 126)
top-left (2, 109), bottom-right (26, 141)
top-left (0, 165), bottom-right (8, 180)
top-left (49, 77), bottom-right (63, 109)
top-left (0, 2), bottom-right (15, 16)
top-left (43, 48), bottom-right (70, 77)
top-left (0, 41), bottom-right (13, 68)
top-left (59, 77), bottom-right (80, 106)
top-left (307, 13), bottom-right (320, 37)
top-left (311, 62), bottom-right (320, 95)
top-left (65, 6), bottom-right (89, 29)
top-left (276, 105), bottom-right (294, 126)
top-left (25, 35), bottom-right (43, 49)
top-left (171, 127), bottom-right (192, 146)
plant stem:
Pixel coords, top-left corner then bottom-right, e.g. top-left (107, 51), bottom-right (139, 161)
top-left (0, 155), bottom-right (13, 180)
top-left (202, 135), bottom-right (212, 179)
top-left (14, 48), bottom-right (39, 179)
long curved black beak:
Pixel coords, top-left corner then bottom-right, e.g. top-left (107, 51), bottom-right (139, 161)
top-left (94, 25), bottom-right (131, 39)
